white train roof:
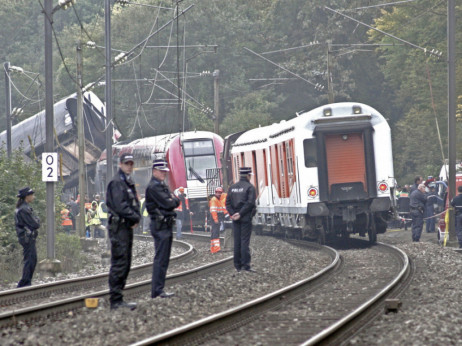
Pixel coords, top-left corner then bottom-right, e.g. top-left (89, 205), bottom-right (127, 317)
top-left (232, 102), bottom-right (388, 151)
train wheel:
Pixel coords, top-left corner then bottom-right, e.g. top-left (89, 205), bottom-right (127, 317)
top-left (368, 227), bottom-right (377, 244)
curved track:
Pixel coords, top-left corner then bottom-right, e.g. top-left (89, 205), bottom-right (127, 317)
top-left (0, 234), bottom-right (230, 329)
top-left (131, 239), bottom-right (409, 345)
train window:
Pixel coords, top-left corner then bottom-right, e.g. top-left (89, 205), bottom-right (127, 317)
top-left (183, 140), bottom-right (214, 156)
top-left (303, 139), bottom-right (317, 167)
top-left (185, 155), bottom-right (217, 180)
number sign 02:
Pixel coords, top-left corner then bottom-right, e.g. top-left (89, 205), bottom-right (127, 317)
top-left (42, 153), bottom-right (58, 182)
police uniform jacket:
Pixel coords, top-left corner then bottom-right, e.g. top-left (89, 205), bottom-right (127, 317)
top-left (451, 193), bottom-right (462, 215)
top-left (106, 169), bottom-right (141, 227)
top-left (145, 177), bottom-right (180, 219)
top-left (15, 202), bottom-right (40, 237)
top-left (409, 189), bottom-right (426, 211)
top-left (226, 177), bottom-right (256, 222)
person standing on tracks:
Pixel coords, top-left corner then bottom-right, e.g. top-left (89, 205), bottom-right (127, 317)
top-left (409, 183), bottom-right (427, 242)
top-left (226, 167), bottom-right (257, 272)
top-left (15, 187), bottom-right (40, 288)
top-left (450, 185), bottom-right (462, 248)
top-left (175, 187), bottom-right (191, 240)
top-left (106, 153), bottom-right (141, 310)
top-left (209, 187), bottom-right (227, 253)
top-left (145, 159), bottom-right (180, 298)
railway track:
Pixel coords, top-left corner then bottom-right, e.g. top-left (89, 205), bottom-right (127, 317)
top-left (0, 233), bottom-right (230, 329)
top-left (131, 238), bottom-right (409, 345)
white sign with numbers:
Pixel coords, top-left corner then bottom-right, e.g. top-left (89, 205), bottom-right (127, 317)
top-left (42, 152), bottom-right (58, 182)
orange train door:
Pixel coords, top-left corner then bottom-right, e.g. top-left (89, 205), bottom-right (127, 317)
top-left (324, 133), bottom-right (367, 193)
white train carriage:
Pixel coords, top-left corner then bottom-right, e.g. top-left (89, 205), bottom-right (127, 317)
top-left (227, 103), bottom-right (395, 244)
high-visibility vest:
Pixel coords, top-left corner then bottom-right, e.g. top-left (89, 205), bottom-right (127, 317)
top-left (97, 201), bottom-right (108, 219)
top-left (61, 209), bottom-right (73, 226)
top-left (87, 209), bottom-right (101, 226)
top-left (210, 195), bottom-right (227, 223)
top-left (219, 193), bottom-right (229, 216)
top-left (85, 202), bottom-right (92, 210)
top-left (210, 238), bottom-right (221, 253)
top-left (176, 196), bottom-right (189, 212)
top-left (140, 198), bottom-right (149, 217)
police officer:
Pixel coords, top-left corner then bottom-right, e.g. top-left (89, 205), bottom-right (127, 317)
top-left (451, 185), bottom-right (462, 248)
top-left (15, 187), bottom-right (40, 288)
top-left (226, 167), bottom-right (257, 272)
top-left (106, 153), bottom-right (141, 310)
top-left (145, 159), bottom-right (180, 298)
top-left (409, 183), bottom-right (427, 242)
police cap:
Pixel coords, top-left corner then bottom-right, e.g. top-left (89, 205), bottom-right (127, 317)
top-left (17, 187), bottom-right (34, 198)
top-left (153, 159), bottom-right (170, 171)
top-left (120, 153), bottom-right (135, 164)
top-left (239, 167), bottom-right (252, 176)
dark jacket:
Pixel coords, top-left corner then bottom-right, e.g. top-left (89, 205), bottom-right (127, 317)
top-left (15, 202), bottom-right (40, 237)
top-left (451, 193), bottom-right (462, 215)
top-left (409, 189), bottom-right (426, 211)
top-left (106, 169), bottom-right (141, 227)
top-left (226, 177), bottom-right (256, 222)
top-left (145, 177), bottom-right (180, 219)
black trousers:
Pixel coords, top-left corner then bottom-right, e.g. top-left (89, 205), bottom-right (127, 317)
top-left (17, 236), bottom-right (37, 288)
top-left (151, 222), bottom-right (173, 297)
top-left (108, 224), bottom-right (133, 304)
top-left (211, 221), bottom-right (220, 239)
top-left (232, 220), bottom-right (252, 271)
top-left (411, 209), bottom-right (424, 242)
top-left (455, 214), bottom-right (462, 247)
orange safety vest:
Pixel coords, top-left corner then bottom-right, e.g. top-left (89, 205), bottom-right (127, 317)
top-left (220, 193), bottom-right (229, 216)
top-left (210, 196), bottom-right (226, 223)
top-left (84, 202), bottom-right (92, 210)
top-left (61, 209), bottom-right (73, 226)
top-left (176, 197), bottom-right (189, 212)
top-left (210, 238), bottom-right (221, 253)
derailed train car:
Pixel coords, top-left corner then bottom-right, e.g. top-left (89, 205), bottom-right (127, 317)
top-left (224, 102), bottom-right (396, 244)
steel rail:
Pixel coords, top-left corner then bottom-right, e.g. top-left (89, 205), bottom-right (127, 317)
top-left (0, 250), bottom-right (233, 329)
top-left (301, 242), bottom-right (410, 345)
top-left (131, 241), bottom-right (339, 346)
top-left (0, 239), bottom-right (192, 309)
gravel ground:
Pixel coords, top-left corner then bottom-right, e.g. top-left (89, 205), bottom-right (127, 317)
top-left (0, 238), bottom-right (180, 292)
top-left (1, 236), bottom-right (331, 345)
top-left (349, 229), bottom-right (462, 345)
top-left (3, 228), bottom-right (460, 345)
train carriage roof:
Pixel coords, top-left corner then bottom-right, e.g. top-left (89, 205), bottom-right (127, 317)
top-left (231, 102), bottom-right (388, 151)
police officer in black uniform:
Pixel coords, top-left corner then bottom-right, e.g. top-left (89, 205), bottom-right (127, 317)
top-left (226, 167), bottom-right (256, 272)
top-left (106, 153), bottom-right (141, 310)
top-left (451, 185), bottom-right (462, 248)
top-left (15, 187), bottom-right (40, 288)
top-left (409, 183), bottom-right (427, 242)
top-left (145, 159), bottom-right (180, 298)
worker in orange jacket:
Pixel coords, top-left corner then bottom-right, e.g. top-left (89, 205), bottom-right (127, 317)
top-left (209, 187), bottom-right (227, 253)
top-left (61, 206), bottom-right (73, 235)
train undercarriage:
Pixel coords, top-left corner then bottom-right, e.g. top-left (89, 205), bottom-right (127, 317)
top-left (254, 206), bottom-right (390, 245)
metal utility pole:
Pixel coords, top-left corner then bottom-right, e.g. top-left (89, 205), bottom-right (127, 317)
top-left (447, 0), bottom-right (457, 243)
top-left (213, 69), bottom-right (220, 135)
top-left (77, 42), bottom-right (86, 238)
top-left (176, 1), bottom-right (182, 133)
top-left (327, 42), bottom-right (334, 104)
top-left (44, 0), bottom-right (55, 259)
top-left (4, 62), bottom-right (12, 157)
top-left (105, 0), bottom-right (113, 184)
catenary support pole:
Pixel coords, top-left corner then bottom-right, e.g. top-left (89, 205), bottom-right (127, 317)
top-left (4, 62), bottom-right (12, 157)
